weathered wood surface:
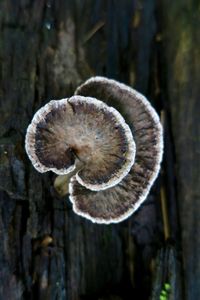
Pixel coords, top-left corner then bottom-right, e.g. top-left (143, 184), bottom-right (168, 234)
top-left (0, 0), bottom-right (199, 299)
top-left (160, 1), bottom-right (200, 299)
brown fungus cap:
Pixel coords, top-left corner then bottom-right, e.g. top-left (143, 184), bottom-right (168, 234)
top-left (25, 96), bottom-right (135, 191)
top-left (69, 77), bottom-right (163, 223)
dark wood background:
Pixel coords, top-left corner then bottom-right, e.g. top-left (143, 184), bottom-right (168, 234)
top-left (0, 1), bottom-right (199, 299)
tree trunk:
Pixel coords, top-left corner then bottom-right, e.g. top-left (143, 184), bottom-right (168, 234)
top-left (0, 1), bottom-right (199, 299)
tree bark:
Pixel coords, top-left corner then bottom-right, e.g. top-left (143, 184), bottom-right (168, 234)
top-left (160, 1), bottom-right (200, 299)
top-left (0, 1), bottom-right (199, 299)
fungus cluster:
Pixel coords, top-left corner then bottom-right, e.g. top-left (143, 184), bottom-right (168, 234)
top-left (25, 77), bottom-right (163, 224)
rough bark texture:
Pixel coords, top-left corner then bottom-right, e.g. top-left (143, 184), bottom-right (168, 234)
top-left (160, 1), bottom-right (200, 299)
top-left (0, 1), bottom-right (199, 299)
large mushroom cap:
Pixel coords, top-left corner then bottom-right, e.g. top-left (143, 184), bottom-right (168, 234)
top-left (25, 96), bottom-right (135, 191)
top-left (70, 77), bottom-right (163, 223)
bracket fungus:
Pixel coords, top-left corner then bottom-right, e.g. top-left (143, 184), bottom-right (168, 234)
top-left (25, 77), bottom-right (163, 224)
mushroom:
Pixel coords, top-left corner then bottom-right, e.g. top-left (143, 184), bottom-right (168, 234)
top-left (25, 96), bottom-right (136, 191)
top-left (25, 77), bottom-right (163, 224)
top-left (69, 77), bottom-right (163, 224)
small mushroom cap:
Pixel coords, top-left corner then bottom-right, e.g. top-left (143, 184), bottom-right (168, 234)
top-left (25, 96), bottom-right (135, 191)
top-left (71, 77), bottom-right (163, 223)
